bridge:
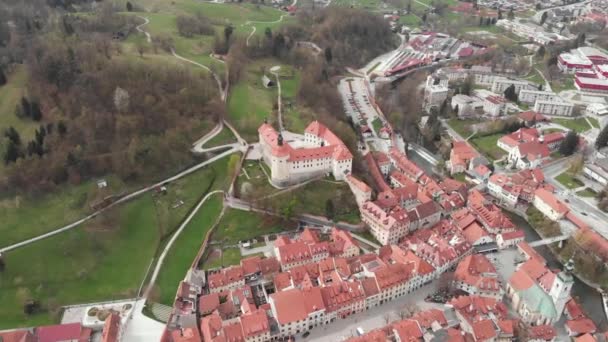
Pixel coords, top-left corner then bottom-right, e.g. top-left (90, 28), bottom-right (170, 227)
top-left (528, 234), bottom-right (571, 247)
top-left (408, 143), bottom-right (440, 166)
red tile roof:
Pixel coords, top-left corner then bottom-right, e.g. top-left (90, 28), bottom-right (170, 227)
top-left (454, 254), bottom-right (500, 293)
top-left (36, 323), bottom-right (91, 342)
top-left (171, 328), bottom-right (202, 342)
top-left (344, 330), bottom-right (388, 342)
top-left (240, 309), bottom-right (270, 338)
top-left (270, 287), bottom-right (325, 324)
top-left (527, 324), bottom-right (557, 341)
top-left (392, 319), bottom-right (423, 341)
top-left (566, 299), bottom-right (586, 320)
top-left (101, 314), bottom-right (121, 342)
top-left (535, 188), bottom-right (569, 215)
top-left (0, 330), bottom-right (35, 342)
top-left (566, 318), bottom-right (597, 335)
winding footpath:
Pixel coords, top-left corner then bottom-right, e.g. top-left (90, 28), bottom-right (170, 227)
top-left (144, 190), bottom-right (224, 298)
top-left (243, 15), bottom-right (286, 47)
top-left (270, 66), bottom-right (284, 131)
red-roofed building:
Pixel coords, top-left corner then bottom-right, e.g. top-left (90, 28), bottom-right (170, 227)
top-left (320, 282), bottom-right (366, 318)
top-left (449, 141), bottom-right (485, 175)
top-left (527, 324), bottom-right (557, 341)
top-left (240, 309), bottom-right (270, 341)
top-left (496, 230), bottom-right (525, 249)
top-left (453, 254), bottom-right (503, 299)
top-left (533, 188), bottom-right (569, 221)
top-left (346, 174), bottom-right (373, 207)
top-left (101, 314), bottom-right (121, 342)
top-left (566, 318), bottom-right (597, 337)
top-left (208, 266), bottom-right (245, 293)
top-left (392, 319), bottom-right (423, 342)
top-left (344, 329), bottom-right (388, 342)
top-left (258, 121), bottom-right (353, 187)
top-left (519, 111), bottom-right (549, 126)
top-left (448, 295), bottom-right (508, 342)
top-left (467, 189), bottom-right (515, 234)
top-left (0, 330), bottom-right (35, 342)
top-left (171, 327), bottom-right (202, 342)
top-left (269, 287), bottom-right (326, 335)
top-left (36, 323), bottom-right (92, 342)
top-left (488, 168), bottom-right (550, 207)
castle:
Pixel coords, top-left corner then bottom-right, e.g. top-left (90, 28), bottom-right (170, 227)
top-left (258, 121), bottom-right (353, 187)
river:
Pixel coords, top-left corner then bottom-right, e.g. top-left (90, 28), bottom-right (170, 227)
top-left (508, 212), bottom-right (607, 328)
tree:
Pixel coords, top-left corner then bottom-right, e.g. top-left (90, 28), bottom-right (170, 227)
top-left (114, 87), bottom-right (130, 112)
top-left (224, 25), bottom-right (234, 45)
top-left (58, 121), bottom-right (68, 136)
top-left (21, 97), bottom-right (31, 118)
top-left (265, 27), bottom-right (272, 40)
top-left (325, 199), bottom-right (335, 221)
top-left (498, 9), bottom-right (503, 20)
top-left (485, 17), bottom-right (492, 26)
top-left (479, 16), bottom-right (484, 26)
top-left (422, 13), bottom-right (427, 22)
top-left (126, 1), bottom-right (133, 11)
top-left (540, 12), bottom-right (548, 26)
top-left (407, 1), bottom-right (411, 13)
top-left (324, 47), bottom-right (333, 64)
top-left (3, 139), bottom-right (21, 163)
top-left (576, 32), bottom-right (586, 48)
top-left (4, 126), bottom-right (21, 146)
top-left (507, 9), bottom-right (514, 20)
top-left (503, 84), bottom-right (518, 102)
top-left (461, 76), bottom-right (474, 95)
top-left (0, 253), bottom-right (4, 272)
top-left (559, 130), bottom-right (579, 156)
top-left (537, 45), bottom-right (546, 58)
top-left (30, 101), bottom-right (42, 121)
top-left (536, 3), bottom-right (541, 10)
top-left (0, 68), bottom-right (6, 87)
top-left (597, 125), bottom-right (608, 150)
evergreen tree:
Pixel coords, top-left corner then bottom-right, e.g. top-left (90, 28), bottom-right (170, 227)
top-left (30, 101), bottom-right (42, 121)
top-left (503, 84), bottom-right (518, 102)
top-left (126, 1), bottom-right (133, 11)
top-left (537, 45), bottom-right (546, 58)
top-left (407, 1), bottom-right (411, 12)
top-left (4, 126), bottom-right (21, 145)
top-left (0, 253), bottom-right (5, 272)
top-left (559, 131), bottom-right (579, 156)
top-left (0, 68), bottom-right (6, 86)
top-left (422, 13), bottom-right (427, 22)
top-left (479, 16), bottom-right (484, 26)
top-left (58, 121), bottom-right (67, 136)
top-left (324, 47), bottom-right (333, 63)
top-left (596, 125), bottom-right (608, 150)
top-left (485, 17), bottom-right (491, 25)
top-left (264, 27), bottom-right (272, 40)
top-left (21, 97), bottom-right (31, 118)
top-left (325, 199), bottom-right (335, 221)
top-left (540, 12), bottom-right (548, 25)
top-left (497, 9), bottom-right (503, 20)
top-left (4, 140), bottom-right (20, 164)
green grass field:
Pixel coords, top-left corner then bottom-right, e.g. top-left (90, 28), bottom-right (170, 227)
top-left (588, 117), bottom-right (600, 129)
top-left (205, 127), bottom-right (237, 148)
top-left (553, 118), bottom-right (591, 133)
top-left (447, 118), bottom-right (482, 137)
top-left (0, 196), bottom-right (160, 328)
top-left (0, 153), bottom-right (237, 326)
top-left (399, 14), bottom-right (422, 27)
top-left (155, 193), bottom-right (223, 305)
top-left (211, 208), bottom-right (294, 245)
top-left (469, 134), bottom-right (506, 161)
top-left (556, 172), bottom-right (584, 189)
top-left (576, 188), bottom-right (597, 198)
top-left (228, 60), bottom-right (279, 140)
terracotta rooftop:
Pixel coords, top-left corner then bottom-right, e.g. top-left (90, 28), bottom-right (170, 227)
top-left (535, 188), bottom-right (569, 215)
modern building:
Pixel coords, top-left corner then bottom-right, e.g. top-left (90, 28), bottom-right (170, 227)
top-left (519, 89), bottom-right (560, 105)
top-left (533, 99), bottom-right (574, 117)
top-left (583, 158), bottom-right (608, 186)
top-left (491, 77), bottom-right (532, 95)
top-left (258, 121), bottom-right (353, 187)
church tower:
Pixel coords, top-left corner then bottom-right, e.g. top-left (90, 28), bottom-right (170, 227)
top-left (549, 258), bottom-right (575, 318)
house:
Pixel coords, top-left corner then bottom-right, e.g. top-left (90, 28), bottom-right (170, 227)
top-left (583, 158), bottom-right (608, 186)
top-left (496, 230), bottom-right (525, 249)
top-left (258, 121), bottom-right (353, 186)
top-left (35, 323), bottom-right (92, 342)
top-left (449, 141), bottom-right (485, 174)
top-left (518, 111), bottom-right (549, 126)
top-left (487, 168), bottom-right (550, 206)
top-left (527, 325), bottom-right (557, 341)
top-left (448, 295), bottom-right (510, 342)
top-left (101, 314), bottom-right (121, 342)
top-left (269, 287), bottom-right (327, 335)
top-left (0, 330), bottom-right (35, 342)
top-left (533, 188), bottom-right (569, 221)
top-left (345, 174), bottom-right (373, 207)
top-left (207, 266), bottom-right (245, 293)
top-left (508, 141), bottom-right (550, 169)
top-left (453, 254), bottom-right (503, 299)
top-left (565, 318), bottom-right (597, 337)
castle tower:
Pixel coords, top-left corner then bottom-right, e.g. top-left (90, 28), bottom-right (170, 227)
top-left (549, 258), bottom-right (575, 319)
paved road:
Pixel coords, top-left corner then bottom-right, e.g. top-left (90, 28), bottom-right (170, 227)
top-left (144, 190), bottom-right (225, 297)
top-left (542, 157), bottom-right (608, 239)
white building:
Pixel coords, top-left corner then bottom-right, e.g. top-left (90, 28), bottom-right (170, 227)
top-left (583, 158), bottom-right (608, 186)
top-left (451, 94), bottom-right (481, 117)
top-left (586, 103), bottom-right (608, 117)
top-left (470, 65), bottom-right (497, 86)
top-left (491, 77), bottom-right (532, 95)
top-left (533, 188), bottom-right (569, 221)
top-left (424, 75), bottom-right (449, 111)
top-left (482, 95), bottom-right (507, 117)
top-left (519, 89), bottom-right (560, 105)
top-left (533, 99), bottom-right (574, 116)
top-left (258, 121), bottom-right (353, 187)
